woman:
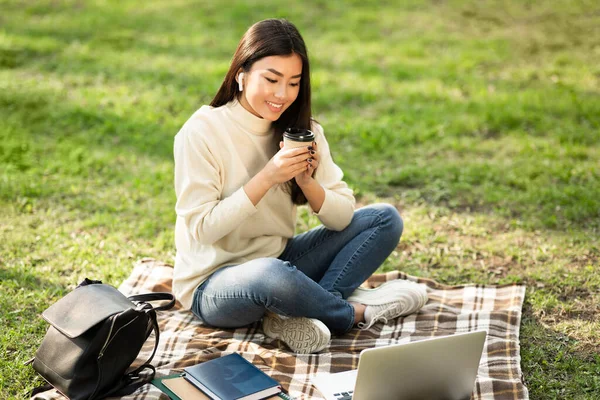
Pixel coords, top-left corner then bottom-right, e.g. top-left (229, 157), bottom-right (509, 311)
top-left (173, 19), bottom-right (427, 354)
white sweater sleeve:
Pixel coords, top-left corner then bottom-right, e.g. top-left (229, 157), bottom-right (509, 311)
top-left (311, 123), bottom-right (356, 231)
top-left (174, 123), bottom-right (258, 245)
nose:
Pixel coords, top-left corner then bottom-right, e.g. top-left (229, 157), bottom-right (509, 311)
top-left (274, 83), bottom-right (286, 101)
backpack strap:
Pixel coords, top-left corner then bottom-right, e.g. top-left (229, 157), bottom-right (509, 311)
top-left (92, 310), bottom-right (161, 399)
top-left (30, 384), bottom-right (54, 398)
top-left (130, 309), bottom-right (161, 375)
top-left (95, 364), bottom-right (156, 399)
top-left (128, 292), bottom-right (176, 311)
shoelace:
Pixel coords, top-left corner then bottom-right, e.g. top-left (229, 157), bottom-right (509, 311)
top-left (357, 307), bottom-right (392, 330)
top-left (355, 284), bottom-right (428, 330)
top-left (358, 300), bottom-right (413, 330)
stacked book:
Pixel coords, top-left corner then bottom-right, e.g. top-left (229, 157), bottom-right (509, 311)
top-left (153, 353), bottom-right (292, 400)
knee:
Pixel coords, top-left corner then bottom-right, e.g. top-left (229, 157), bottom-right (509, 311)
top-left (370, 203), bottom-right (403, 242)
top-left (243, 258), bottom-right (302, 299)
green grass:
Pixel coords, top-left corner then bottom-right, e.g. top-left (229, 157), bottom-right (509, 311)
top-left (1, 0), bottom-right (599, 398)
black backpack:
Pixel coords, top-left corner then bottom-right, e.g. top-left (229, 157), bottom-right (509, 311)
top-left (29, 278), bottom-right (175, 399)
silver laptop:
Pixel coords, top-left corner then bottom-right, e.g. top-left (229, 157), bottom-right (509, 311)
top-left (312, 330), bottom-right (487, 400)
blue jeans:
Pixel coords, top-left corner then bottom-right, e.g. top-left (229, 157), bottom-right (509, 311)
top-left (191, 203), bottom-right (403, 335)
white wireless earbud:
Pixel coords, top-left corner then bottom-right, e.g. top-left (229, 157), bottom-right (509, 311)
top-left (238, 72), bottom-right (244, 92)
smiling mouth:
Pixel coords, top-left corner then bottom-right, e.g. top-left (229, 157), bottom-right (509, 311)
top-left (266, 101), bottom-right (283, 109)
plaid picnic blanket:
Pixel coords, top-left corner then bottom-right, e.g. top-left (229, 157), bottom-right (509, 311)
top-left (34, 258), bottom-right (528, 400)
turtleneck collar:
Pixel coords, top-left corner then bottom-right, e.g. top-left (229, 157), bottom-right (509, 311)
top-left (225, 99), bottom-right (273, 136)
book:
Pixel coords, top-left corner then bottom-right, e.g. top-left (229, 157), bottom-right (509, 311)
top-left (152, 374), bottom-right (185, 400)
top-left (153, 374), bottom-right (209, 400)
top-left (164, 376), bottom-right (211, 400)
top-left (183, 353), bottom-right (282, 400)
top-left (152, 373), bottom-right (292, 400)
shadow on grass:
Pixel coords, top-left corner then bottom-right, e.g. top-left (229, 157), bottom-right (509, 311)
top-left (0, 84), bottom-right (174, 160)
top-left (0, 264), bottom-right (67, 298)
top-left (520, 304), bottom-right (600, 399)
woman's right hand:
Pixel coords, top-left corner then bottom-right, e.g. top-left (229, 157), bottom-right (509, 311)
top-left (262, 143), bottom-right (312, 186)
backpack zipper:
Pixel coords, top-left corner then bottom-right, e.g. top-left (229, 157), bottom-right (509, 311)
top-left (98, 314), bottom-right (119, 359)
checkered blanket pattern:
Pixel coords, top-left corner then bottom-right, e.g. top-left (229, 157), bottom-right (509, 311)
top-left (33, 258), bottom-right (528, 400)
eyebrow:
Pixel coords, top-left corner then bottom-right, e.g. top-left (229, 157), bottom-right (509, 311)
top-left (267, 68), bottom-right (302, 79)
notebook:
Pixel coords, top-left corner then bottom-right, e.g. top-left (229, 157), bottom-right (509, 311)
top-left (312, 330), bottom-right (487, 400)
top-left (184, 353), bottom-right (282, 400)
top-left (164, 376), bottom-right (211, 400)
top-left (153, 374), bottom-right (289, 400)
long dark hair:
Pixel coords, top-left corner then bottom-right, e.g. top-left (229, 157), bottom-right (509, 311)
top-left (211, 19), bottom-right (312, 205)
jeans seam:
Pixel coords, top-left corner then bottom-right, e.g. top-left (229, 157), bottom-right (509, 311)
top-left (192, 287), bottom-right (205, 321)
top-left (285, 227), bottom-right (337, 263)
top-left (331, 214), bottom-right (383, 289)
top-left (343, 301), bottom-right (355, 333)
top-left (200, 291), bottom-right (264, 301)
top-left (288, 212), bottom-right (383, 264)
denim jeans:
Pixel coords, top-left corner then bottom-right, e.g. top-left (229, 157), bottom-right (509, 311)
top-left (191, 203), bottom-right (403, 335)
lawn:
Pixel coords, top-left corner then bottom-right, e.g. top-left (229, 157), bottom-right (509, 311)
top-left (1, 0), bottom-right (599, 398)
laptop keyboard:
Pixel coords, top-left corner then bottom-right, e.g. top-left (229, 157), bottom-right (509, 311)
top-left (333, 390), bottom-right (354, 400)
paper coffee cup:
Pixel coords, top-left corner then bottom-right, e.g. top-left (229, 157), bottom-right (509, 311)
top-left (283, 128), bottom-right (315, 149)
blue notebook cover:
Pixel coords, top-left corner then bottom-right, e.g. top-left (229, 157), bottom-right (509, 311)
top-left (184, 353), bottom-right (282, 400)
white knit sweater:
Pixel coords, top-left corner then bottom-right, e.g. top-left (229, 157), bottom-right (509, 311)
top-left (173, 100), bottom-right (355, 309)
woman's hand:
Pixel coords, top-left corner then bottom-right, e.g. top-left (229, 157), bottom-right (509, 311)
top-left (261, 144), bottom-right (312, 186)
top-left (294, 141), bottom-right (319, 188)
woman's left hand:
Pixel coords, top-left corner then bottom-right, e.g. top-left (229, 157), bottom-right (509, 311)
top-left (280, 141), bottom-right (319, 187)
top-left (296, 140), bottom-right (319, 187)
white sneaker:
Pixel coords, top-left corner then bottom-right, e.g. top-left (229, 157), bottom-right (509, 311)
top-left (262, 312), bottom-right (331, 354)
top-left (347, 280), bottom-right (428, 329)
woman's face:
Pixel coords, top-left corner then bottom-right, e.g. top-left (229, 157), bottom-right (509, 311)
top-left (238, 54), bottom-right (303, 121)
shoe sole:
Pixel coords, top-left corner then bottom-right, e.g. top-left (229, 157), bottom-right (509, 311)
top-left (263, 314), bottom-right (331, 354)
top-left (347, 280), bottom-right (428, 306)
